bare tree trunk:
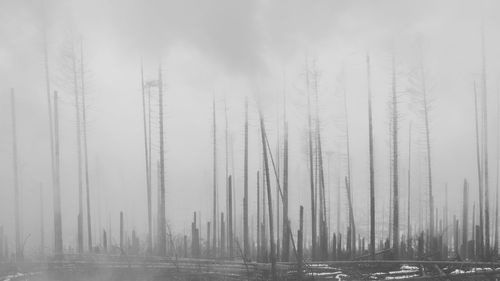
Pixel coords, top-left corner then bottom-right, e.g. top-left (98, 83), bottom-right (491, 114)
top-left (474, 85), bottom-right (485, 259)
top-left (416, 46), bottom-right (435, 246)
top-left (71, 42), bottom-right (84, 255)
top-left (495, 86), bottom-right (499, 257)
top-left (257, 171), bottom-right (261, 261)
top-left (40, 185), bottom-right (45, 258)
top-left (228, 176), bottom-right (233, 258)
top-left (391, 53), bottom-right (399, 257)
top-left (212, 98), bottom-right (218, 258)
top-left (120, 212), bottom-right (124, 254)
top-left (53, 91), bottom-right (63, 256)
top-left (140, 62), bottom-right (153, 255)
top-left (243, 98), bottom-right (249, 259)
top-left (79, 41), bottom-right (93, 252)
top-left (462, 180), bottom-right (469, 259)
top-left (10, 89), bottom-right (22, 261)
top-left (157, 64), bottom-right (166, 256)
top-left (282, 96), bottom-right (289, 262)
top-left (407, 123), bottom-right (412, 241)
top-left (367, 54), bottom-right (376, 259)
top-left (305, 63), bottom-right (317, 261)
top-left (259, 112), bottom-right (276, 281)
top-left (297, 205), bottom-right (304, 281)
top-left (481, 29), bottom-right (491, 258)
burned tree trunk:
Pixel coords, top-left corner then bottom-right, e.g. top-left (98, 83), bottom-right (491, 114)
top-left (228, 176), bottom-right (233, 258)
top-left (391, 53), bottom-right (399, 257)
top-left (212, 97), bottom-right (218, 258)
top-left (462, 179), bottom-right (469, 259)
top-left (367, 54), bottom-right (376, 259)
top-left (259, 112), bottom-right (276, 281)
top-left (80, 42), bottom-right (93, 252)
top-left (53, 91), bottom-right (63, 256)
top-left (480, 29), bottom-right (491, 258)
top-left (10, 89), bottom-right (22, 261)
top-left (140, 62), bottom-right (153, 255)
top-left (305, 64), bottom-right (317, 261)
top-left (282, 98), bottom-right (289, 262)
top-left (157, 65), bottom-right (167, 256)
top-left (474, 85), bottom-right (485, 259)
top-left (70, 42), bottom-right (84, 255)
top-left (243, 98), bottom-right (249, 260)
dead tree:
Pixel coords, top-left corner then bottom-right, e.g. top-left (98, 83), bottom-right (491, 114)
top-left (282, 93), bottom-right (290, 262)
top-left (53, 91), bottom-right (63, 256)
top-left (462, 179), bottom-right (469, 259)
top-left (228, 176), bottom-right (234, 258)
top-left (257, 170), bottom-right (261, 260)
top-left (10, 89), bottom-right (22, 261)
top-left (495, 86), bottom-right (500, 257)
top-left (70, 40), bottom-right (84, 255)
top-left (120, 212), bottom-right (124, 254)
top-left (243, 98), bottom-right (249, 259)
top-left (305, 61), bottom-right (317, 260)
top-left (259, 111), bottom-right (276, 281)
top-left (157, 64), bottom-right (166, 256)
top-left (407, 123), bottom-right (412, 245)
top-left (367, 54), bottom-right (376, 258)
top-left (40, 184), bottom-right (45, 258)
top-left (79, 41), bottom-right (93, 252)
top-left (391, 53), bottom-right (399, 257)
top-left (140, 62), bottom-right (153, 254)
top-left (474, 84), bottom-right (485, 259)
top-left (480, 29), bottom-right (491, 257)
top-left (212, 97), bottom-right (218, 258)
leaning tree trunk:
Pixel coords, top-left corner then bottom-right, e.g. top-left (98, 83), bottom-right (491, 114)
top-left (481, 29), bottom-right (490, 257)
top-left (259, 111), bottom-right (276, 281)
top-left (140, 62), bottom-right (153, 254)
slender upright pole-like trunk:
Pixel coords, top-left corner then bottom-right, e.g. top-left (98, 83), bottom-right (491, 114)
top-left (212, 98), bottom-right (217, 258)
top-left (480, 29), bottom-right (490, 257)
top-left (367, 54), bottom-right (376, 259)
top-left (157, 64), bottom-right (166, 256)
top-left (53, 91), bottom-right (63, 256)
top-left (11, 89), bottom-right (22, 261)
top-left (243, 98), bottom-right (249, 259)
top-left (120, 212), bottom-right (124, 253)
top-left (474, 85), bottom-right (485, 259)
top-left (257, 171), bottom-right (261, 261)
top-left (462, 180), bottom-right (469, 259)
top-left (407, 123), bottom-right (412, 244)
top-left (259, 112), bottom-right (276, 281)
top-left (140, 62), bottom-right (153, 254)
top-left (282, 93), bottom-right (289, 262)
top-left (42, 22), bottom-right (56, 234)
top-left (419, 50), bottom-right (434, 246)
top-left (80, 41), bottom-right (92, 252)
top-left (495, 87), bottom-right (499, 257)
top-left (305, 63), bottom-right (317, 260)
top-left (228, 175), bottom-right (233, 258)
top-left (313, 69), bottom-right (328, 260)
top-left (345, 176), bottom-right (356, 258)
top-left (391, 53), bottom-right (399, 257)
top-left (71, 42), bottom-right (84, 254)
top-left (40, 185), bottom-right (45, 258)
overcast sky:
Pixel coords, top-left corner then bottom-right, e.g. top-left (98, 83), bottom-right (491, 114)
top-left (1, 0), bottom-right (500, 255)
